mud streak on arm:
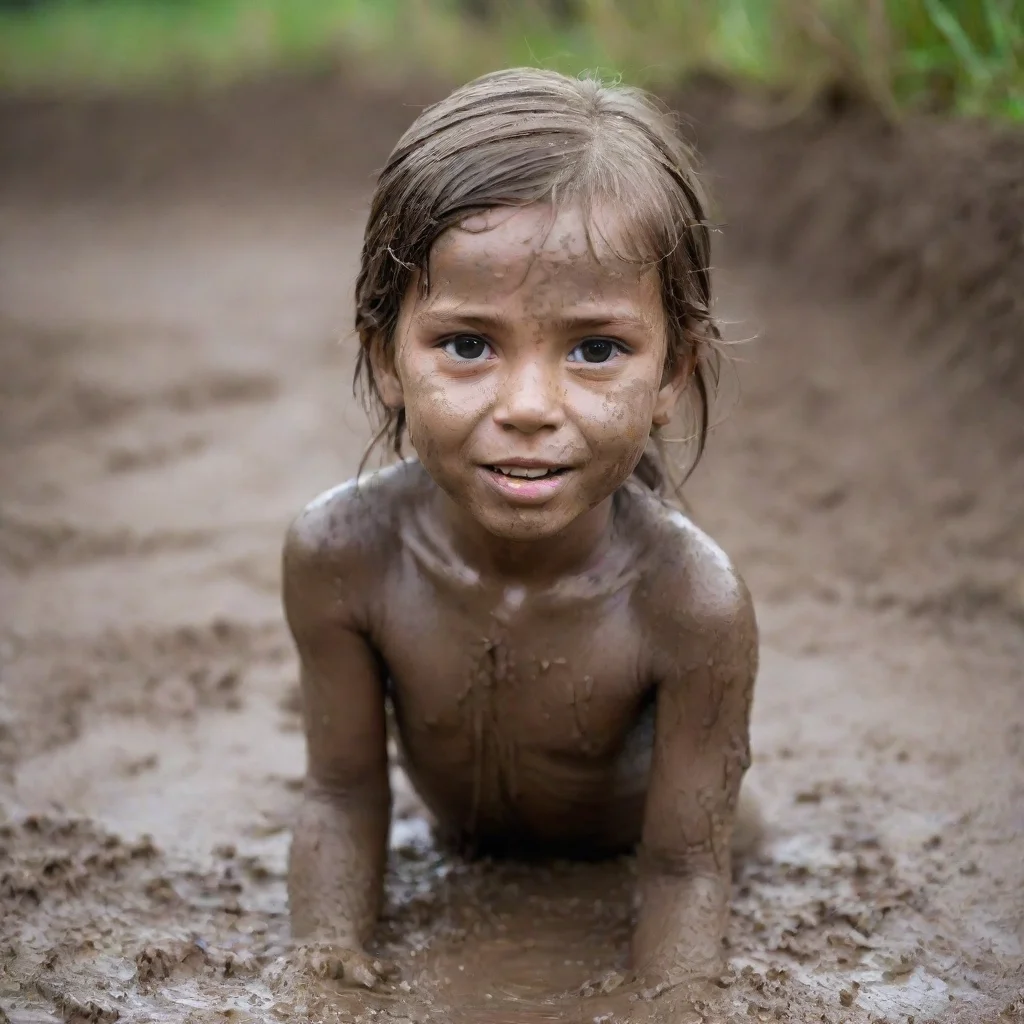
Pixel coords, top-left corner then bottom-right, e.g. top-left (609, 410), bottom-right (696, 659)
top-left (631, 580), bottom-right (758, 984)
top-left (282, 516), bottom-right (391, 950)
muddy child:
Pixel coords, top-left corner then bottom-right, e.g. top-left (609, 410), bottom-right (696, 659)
top-left (282, 68), bottom-right (758, 992)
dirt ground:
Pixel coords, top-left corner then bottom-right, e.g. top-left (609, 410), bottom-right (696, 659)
top-left (1, 75), bottom-right (1022, 1024)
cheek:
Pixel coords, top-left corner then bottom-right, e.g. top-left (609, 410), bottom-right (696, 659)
top-left (581, 376), bottom-right (659, 451)
top-left (400, 360), bottom-right (492, 455)
top-left (566, 378), bottom-right (657, 497)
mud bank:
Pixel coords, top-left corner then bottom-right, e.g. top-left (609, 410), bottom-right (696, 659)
top-left (1, 72), bottom-right (1022, 1024)
top-left (679, 78), bottom-right (1024, 425)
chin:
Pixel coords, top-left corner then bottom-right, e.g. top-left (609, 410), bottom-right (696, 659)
top-left (477, 510), bottom-right (576, 542)
top-left (438, 466), bottom-right (618, 543)
top-left (457, 491), bottom-right (578, 542)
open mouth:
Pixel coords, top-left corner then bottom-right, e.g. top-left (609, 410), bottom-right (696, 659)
top-left (486, 465), bottom-right (569, 480)
top-left (479, 463), bottom-right (573, 504)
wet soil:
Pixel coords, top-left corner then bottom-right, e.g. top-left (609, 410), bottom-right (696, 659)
top-left (1, 74), bottom-right (1022, 1023)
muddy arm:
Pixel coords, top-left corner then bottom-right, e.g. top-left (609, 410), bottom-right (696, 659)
top-left (632, 582), bottom-right (758, 984)
top-left (282, 517), bottom-right (391, 949)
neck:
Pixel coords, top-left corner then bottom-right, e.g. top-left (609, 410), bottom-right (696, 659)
top-left (431, 489), bottom-right (617, 585)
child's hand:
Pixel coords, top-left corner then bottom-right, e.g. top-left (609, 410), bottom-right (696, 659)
top-left (294, 939), bottom-right (397, 989)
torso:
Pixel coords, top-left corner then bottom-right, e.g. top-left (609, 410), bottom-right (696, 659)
top-left (336, 462), bottom-right (700, 856)
top-left (381, 564), bottom-right (656, 854)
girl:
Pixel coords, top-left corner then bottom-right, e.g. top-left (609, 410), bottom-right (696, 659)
top-left (283, 67), bottom-right (757, 993)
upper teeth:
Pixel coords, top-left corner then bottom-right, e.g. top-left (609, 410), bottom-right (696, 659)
top-left (495, 466), bottom-right (553, 478)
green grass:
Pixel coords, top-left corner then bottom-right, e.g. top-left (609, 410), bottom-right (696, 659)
top-left (0, 0), bottom-right (406, 88)
top-left (0, 0), bottom-right (1021, 119)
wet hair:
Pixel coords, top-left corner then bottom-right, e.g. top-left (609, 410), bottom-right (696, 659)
top-left (354, 67), bottom-right (722, 495)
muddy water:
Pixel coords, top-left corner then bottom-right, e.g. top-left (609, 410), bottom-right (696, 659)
top-left (1, 112), bottom-right (1023, 1022)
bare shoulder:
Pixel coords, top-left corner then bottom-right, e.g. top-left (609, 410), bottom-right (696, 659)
top-left (284, 461), bottom-right (424, 568)
top-left (282, 461), bottom-right (430, 627)
top-left (623, 484), bottom-right (756, 659)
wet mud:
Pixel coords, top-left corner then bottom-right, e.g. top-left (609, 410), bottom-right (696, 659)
top-left (1, 74), bottom-right (1022, 1023)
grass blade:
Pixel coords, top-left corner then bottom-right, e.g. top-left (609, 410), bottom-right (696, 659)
top-left (921, 0), bottom-right (991, 86)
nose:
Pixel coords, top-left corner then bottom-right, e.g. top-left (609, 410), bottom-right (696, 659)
top-left (492, 355), bottom-right (564, 434)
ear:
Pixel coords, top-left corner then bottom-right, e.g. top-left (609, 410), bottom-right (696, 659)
top-left (652, 349), bottom-right (693, 427)
top-left (367, 333), bottom-right (404, 409)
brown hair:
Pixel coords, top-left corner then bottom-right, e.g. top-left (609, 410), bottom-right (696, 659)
top-left (354, 67), bottom-right (722, 495)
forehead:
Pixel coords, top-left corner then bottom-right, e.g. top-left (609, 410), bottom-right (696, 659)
top-left (424, 203), bottom-right (658, 306)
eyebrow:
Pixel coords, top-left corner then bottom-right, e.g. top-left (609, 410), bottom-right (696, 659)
top-left (416, 305), bottom-right (653, 334)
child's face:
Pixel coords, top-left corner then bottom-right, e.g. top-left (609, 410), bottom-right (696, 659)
top-left (379, 203), bottom-right (688, 541)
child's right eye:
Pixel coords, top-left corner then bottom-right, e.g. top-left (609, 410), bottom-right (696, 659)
top-left (441, 335), bottom-right (491, 361)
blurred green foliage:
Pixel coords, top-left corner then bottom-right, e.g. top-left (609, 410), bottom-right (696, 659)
top-left (0, 0), bottom-right (1020, 119)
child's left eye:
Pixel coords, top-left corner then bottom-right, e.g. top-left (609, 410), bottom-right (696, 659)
top-left (568, 338), bottom-right (624, 364)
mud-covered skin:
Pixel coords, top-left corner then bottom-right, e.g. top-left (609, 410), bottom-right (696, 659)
top-left (284, 463), bottom-right (757, 985)
top-left (285, 201), bottom-right (757, 988)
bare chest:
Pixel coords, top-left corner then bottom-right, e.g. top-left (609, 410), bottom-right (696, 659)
top-left (378, 582), bottom-right (646, 760)
top-left (370, 563), bottom-right (658, 848)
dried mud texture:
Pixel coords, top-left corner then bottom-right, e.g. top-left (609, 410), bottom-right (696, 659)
top-left (1, 74), bottom-right (1023, 1023)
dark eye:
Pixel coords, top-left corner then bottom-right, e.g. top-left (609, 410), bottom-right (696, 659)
top-left (569, 338), bottom-right (620, 364)
top-left (442, 335), bottom-right (490, 361)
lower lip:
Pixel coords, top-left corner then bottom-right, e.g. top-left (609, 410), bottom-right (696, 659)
top-left (480, 467), bottom-right (571, 505)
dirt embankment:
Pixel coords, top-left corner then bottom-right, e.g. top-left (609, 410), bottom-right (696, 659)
top-left (682, 77), bottom-right (1024, 427)
top-left (1, 70), bottom-right (1022, 1024)
top-left (4, 71), bottom-right (1022, 403)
